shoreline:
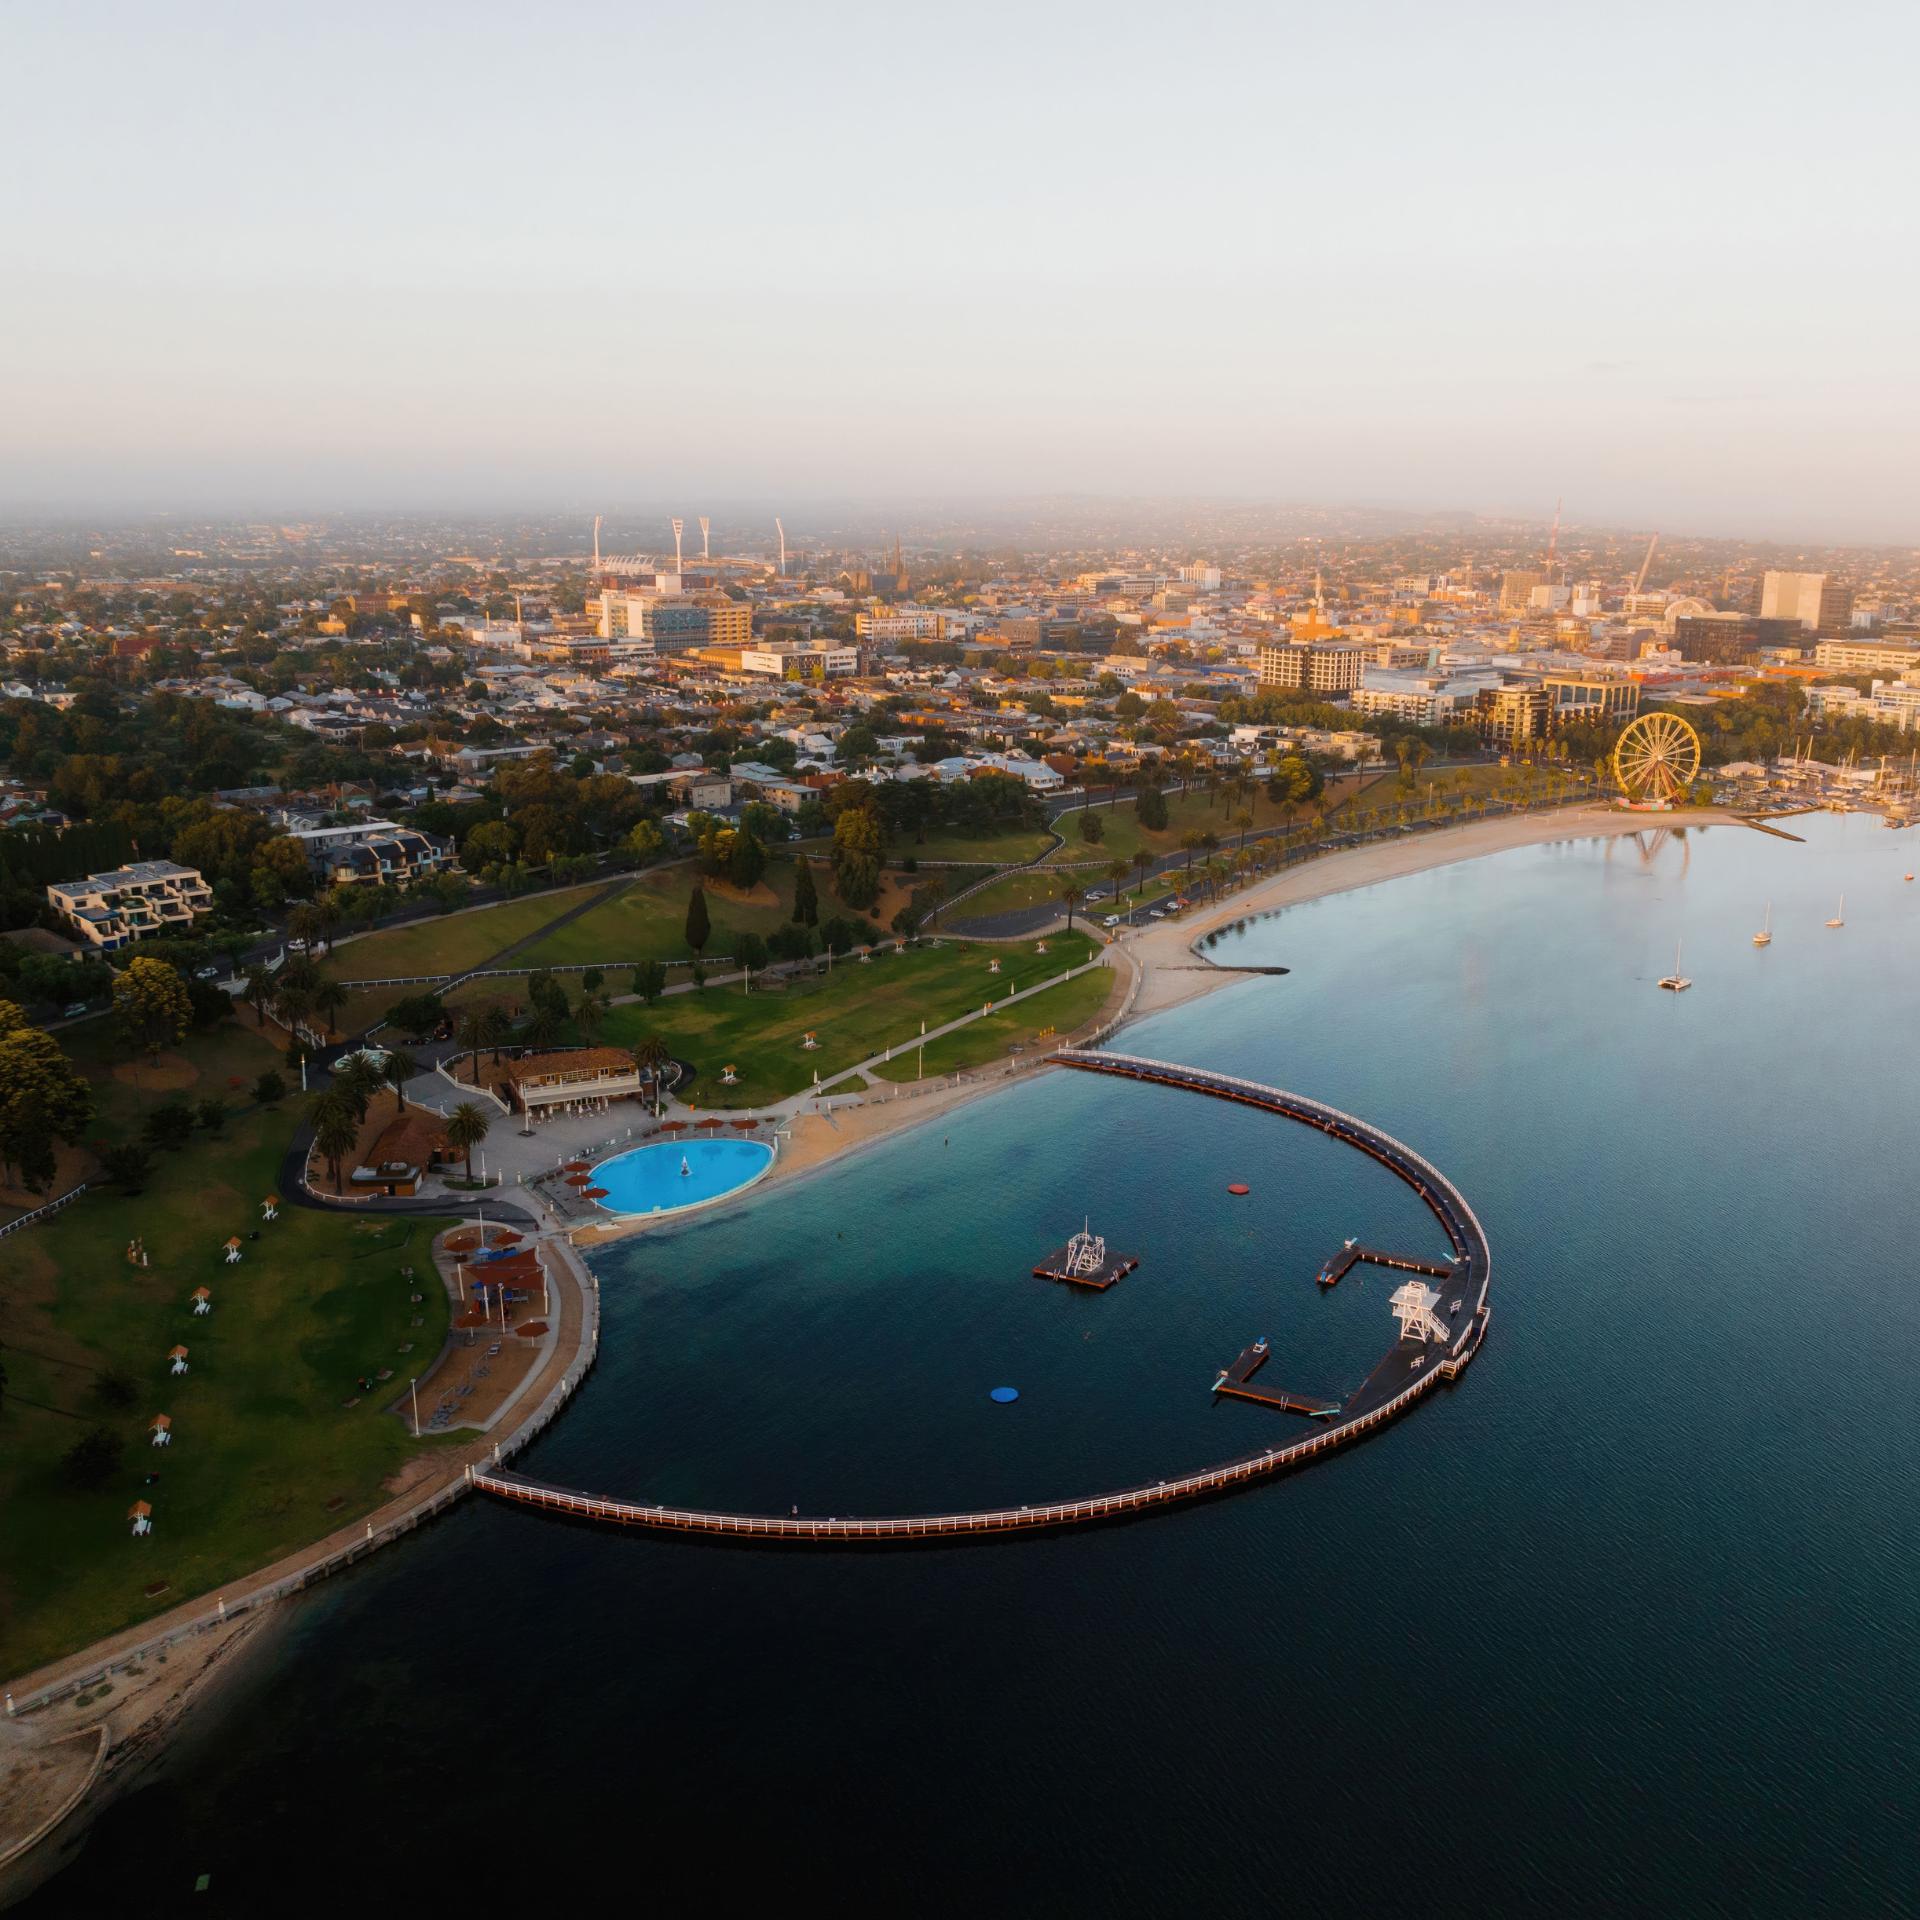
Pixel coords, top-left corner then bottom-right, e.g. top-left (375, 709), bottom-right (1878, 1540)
top-left (0, 799), bottom-right (1734, 1899)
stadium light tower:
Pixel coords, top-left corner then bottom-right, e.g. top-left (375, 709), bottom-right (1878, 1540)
top-left (775, 517), bottom-right (786, 575)
top-left (671, 518), bottom-right (684, 573)
top-left (699, 516), bottom-right (710, 561)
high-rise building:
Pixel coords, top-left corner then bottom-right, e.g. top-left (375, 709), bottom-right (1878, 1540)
top-left (1759, 571), bottom-right (1854, 633)
top-left (1257, 640), bottom-right (1367, 695)
top-left (1500, 571), bottom-right (1545, 612)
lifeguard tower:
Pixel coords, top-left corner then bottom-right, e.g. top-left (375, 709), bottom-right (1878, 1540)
top-left (1389, 1279), bottom-right (1452, 1345)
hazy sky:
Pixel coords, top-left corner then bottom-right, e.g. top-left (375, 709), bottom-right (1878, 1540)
top-left (5, 0), bottom-right (1918, 539)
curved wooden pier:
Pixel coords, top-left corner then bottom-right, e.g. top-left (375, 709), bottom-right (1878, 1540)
top-left (473, 1050), bottom-right (1492, 1542)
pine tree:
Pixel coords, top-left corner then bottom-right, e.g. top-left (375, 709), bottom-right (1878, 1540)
top-left (685, 884), bottom-right (711, 956)
top-left (792, 858), bottom-right (819, 927)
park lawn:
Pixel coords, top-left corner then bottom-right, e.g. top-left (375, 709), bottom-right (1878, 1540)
top-left (60, 1017), bottom-right (284, 1148)
top-left (332, 884), bottom-right (610, 984)
top-left (599, 930), bottom-right (1096, 1109)
top-left (895, 825), bottom-right (1055, 865)
top-left (0, 1097), bottom-right (456, 1677)
top-left (514, 863), bottom-right (800, 970)
top-left (869, 964), bottom-right (1115, 1080)
top-left (1042, 787), bottom-right (1302, 868)
top-left (946, 869), bottom-right (1081, 922)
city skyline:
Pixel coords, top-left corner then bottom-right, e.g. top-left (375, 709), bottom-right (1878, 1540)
top-left (6, 1), bottom-right (1920, 539)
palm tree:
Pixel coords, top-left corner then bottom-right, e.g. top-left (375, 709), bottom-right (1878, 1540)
top-left (274, 983), bottom-right (314, 1040)
top-left (480, 1006), bottom-right (514, 1064)
top-left (310, 1091), bottom-right (359, 1193)
top-left (286, 902), bottom-right (323, 955)
top-left (1106, 859), bottom-right (1128, 908)
top-left (242, 964), bottom-right (275, 1027)
top-left (629, 1034), bottom-right (671, 1114)
top-left (1060, 881), bottom-right (1083, 933)
top-left (456, 1008), bottom-right (488, 1084)
top-left (332, 1053), bottom-right (383, 1123)
top-left (311, 977), bottom-right (349, 1039)
top-left (519, 1005), bottom-right (564, 1051)
top-left (575, 994), bottom-right (605, 1044)
top-left (445, 1101), bottom-right (491, 1182)
top-left (1234, 807), bottom-right (1253, 850)
top-left (382, 1045), bottom-right (418, 1115)
top-left (315, 892), bottom-right (344, 954)
top-left (1133, 850), bottom-right (1151, 900)
top-left (1180, 829), bottom-right (1203, 877)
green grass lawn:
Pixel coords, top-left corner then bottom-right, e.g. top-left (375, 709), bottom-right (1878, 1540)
top-left (60, 1018), bottom-right (284, 1148)
top-left (1043, 787), bottom-right (1304, 868)
top-left (868, 965), bottom-right (1115, 1079)
top-left (944, 869), bottom-right (1083, 922)
top-left (332, 884), bottom-right (610, 983)
top-left (894, 825), bottom-right (1055, 865)
top-left (0, 1094), bottom-right (455, 1677)
top-left (600, 931), bottom-right (1097, 1108)
top-left (514, 864), bottom-right (802, 969)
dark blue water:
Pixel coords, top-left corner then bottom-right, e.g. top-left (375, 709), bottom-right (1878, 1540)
top-left (29, 817), bottom-right (1920, 1918)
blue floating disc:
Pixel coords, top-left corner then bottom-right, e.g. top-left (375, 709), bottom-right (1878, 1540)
top-left (989, 1386), bottom-right (1020, 1404)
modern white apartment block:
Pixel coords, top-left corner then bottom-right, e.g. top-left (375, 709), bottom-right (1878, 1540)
top-left (47, 859), bottom-right (214, 950)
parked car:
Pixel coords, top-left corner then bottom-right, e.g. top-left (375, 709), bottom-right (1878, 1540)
top-left (286, 937), bottom-right (310, 952)
top-left (194, 964), bottom-right (220, 980)
top-left (1102, 914), bottom-right (1122, 928)
top-left (63, 1001), bottom-right (90, 1019)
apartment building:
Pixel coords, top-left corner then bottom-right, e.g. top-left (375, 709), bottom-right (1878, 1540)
top-left (47, 859), bottom-right (214, 950)
top-left (288, 820), bottom-right (451, 887)
top-left (1256, 640), bottom-right (1368, 695)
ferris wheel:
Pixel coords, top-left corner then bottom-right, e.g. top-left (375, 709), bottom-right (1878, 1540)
top-left (1612, 713), bottom-right (1702, 809)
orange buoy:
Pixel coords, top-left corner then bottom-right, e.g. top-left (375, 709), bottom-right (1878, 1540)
top-left (1227, 1183), bottom-right (1250, 1195)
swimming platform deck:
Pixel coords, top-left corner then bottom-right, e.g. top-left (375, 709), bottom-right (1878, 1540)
top-left (1316, 1243), bottom-right (1456, 1288)
top-left (472, 1050), bottom-right (1492, 1543)
top-left (1213, 1341), bottom-right (1341, 1417)
top-left (1032, 1244), bottom-right (1139, 1289)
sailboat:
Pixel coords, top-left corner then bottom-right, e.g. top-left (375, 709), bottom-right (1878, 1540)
top-left (1825, 894), bottom-right (1845, 928)
top-left (1658, 938), bottom-right (1692, 991)
top-left (1752, 902), bottom-right (1772, 948)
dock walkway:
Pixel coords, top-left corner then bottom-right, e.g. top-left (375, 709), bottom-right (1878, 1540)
top-left (472, 1052), bottom-right (1491, 1544)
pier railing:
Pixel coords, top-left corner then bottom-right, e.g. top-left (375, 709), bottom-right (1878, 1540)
top-left (471, 1054), bottom-right (1491, 1544)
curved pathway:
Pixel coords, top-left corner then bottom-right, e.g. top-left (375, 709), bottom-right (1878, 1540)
top-left (473, 1050), bottom-right (1491, 1541)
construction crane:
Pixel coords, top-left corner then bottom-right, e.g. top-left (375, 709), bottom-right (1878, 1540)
top-left (1633, 533), bottom-right (1660, 594)
top-left (1544, 497), bottom-right (1563, 579)
top-left (775, 518), bottom-right (786, 574)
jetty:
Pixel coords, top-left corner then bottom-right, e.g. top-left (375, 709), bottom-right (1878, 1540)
top-left (471, 1053), bottom-right (1492, 1545)
top-left (1033, 1219), bottom-right (1138, 1290)
top-left (1212, 1338), bottom-right (1340, 1416)
top-left (1316, 1240), bottom-right (1456, 1288)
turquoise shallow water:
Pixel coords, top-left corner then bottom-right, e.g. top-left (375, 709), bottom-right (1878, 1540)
top-left (590, 1136), bottom-right (773, 1218)
top-left (28, 815), bottom-right (1920, 1918)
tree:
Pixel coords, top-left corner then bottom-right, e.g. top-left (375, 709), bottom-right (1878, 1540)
top-left (630, 1034), bottom-right (671, 1113)
top-left (1077, 810), bottom-right (1105, 845)
top-left (575, 995), bottom-right (605, 1043)
top-left (831, 806), bottom-right (884, 911)
top-left (685, 885), bottom-right (711, 958)
top-left (144, 1099), bottom-right (196, 1152)
top-left (63, 1427), bottom-right (124, 1491)
top-left (445, 1100), bottom-right (491, 1181)
top-left (112, 955), bottom-right (192, 1063)
top-left (382, 1046), bottom-right (418, 1114)
top-left (792, 858), bottom-right (819, 927)
top-left (630, 959), bottom-right (667, 1005)
top-left (194, 1096), bottom-right (226, 1133)
top-left (1133, 850), bottom-right (1152, 898)
top-left (310, 1091), bottom-right (361, 1191)
top-left (1060, 881), bottom-right (1083, 933)
top-left (311, 976), bottom-right (349, 1038)
top-left (1136, 784), bottom-right (1169, 831)
top-left (99, 1141), bottom-right (152, 1191)
top-left (456, 1008), bottom-right (488, 1083)
top-left (519, 1004), bottom-right (565, 1050)
top-left (242, 964), bottom-right (276, 1027)
top-left (387, 992), bottom-right (448, 1039)
top-left (735, 931), bottom-right (768, 989)
top-left (253, 1070), bottom-right (287, 1106)
top-left (0, 1019), bottom-right (93, 1191)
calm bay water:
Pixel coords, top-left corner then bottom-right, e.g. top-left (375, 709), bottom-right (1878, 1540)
top-left (29, 816), bottom-right (1920, 1917)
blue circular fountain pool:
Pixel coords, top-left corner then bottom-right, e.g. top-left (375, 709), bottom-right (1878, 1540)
top-left (591, 1137), bottom-right (776, 1218)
